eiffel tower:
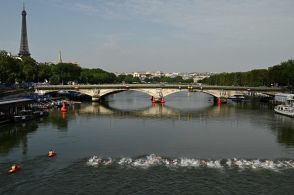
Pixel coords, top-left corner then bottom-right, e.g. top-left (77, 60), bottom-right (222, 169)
top-left (18, 4), bottom-right (30, 57)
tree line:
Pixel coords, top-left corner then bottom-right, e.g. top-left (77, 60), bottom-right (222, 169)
top-left (200, 59), bottom-right (294, 87)
top-left (0, 50), bottom-right (192, 85)
top-left (0, 50), bottom-right (117, 85)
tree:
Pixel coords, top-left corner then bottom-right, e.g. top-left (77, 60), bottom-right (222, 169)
top-left (80, 68), bottom-right (116, 84)
top-left (38, 63), bottom-right (53, 82)
top-left (124, 74), bottom-right (135, 83)
top-left (49, 75), bottom-right (60, 85)
top-left (20, 56), bottom-right (38, 82)
top-left (200, 60), bottom-right (294, 87)
top-left (0, 50), bottom-right (22, 83)
top-left (51, 63), bottom-right (81, 84)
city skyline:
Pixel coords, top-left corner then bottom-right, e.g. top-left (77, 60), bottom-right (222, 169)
top-left (1, 0), bottom-right (294, 73)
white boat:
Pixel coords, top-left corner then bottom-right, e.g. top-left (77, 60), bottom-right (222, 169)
top-left (274, 98), bottom-right (294, 117)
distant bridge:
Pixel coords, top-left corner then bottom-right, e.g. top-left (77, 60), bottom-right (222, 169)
top-left (34, 84), bottom-right (285, 102)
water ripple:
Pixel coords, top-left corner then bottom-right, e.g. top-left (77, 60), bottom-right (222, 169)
top-left (87, 154), bottom-right (294, 170)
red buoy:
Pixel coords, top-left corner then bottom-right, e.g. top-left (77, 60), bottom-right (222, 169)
top-left (151, 96), bottom-right (156, 103)
top-left (217, 97), bottom-right (221, 106)
top-left (161, 97), bottom-right (165, 104)
top-left (61, 103), bottom-right (67, 112)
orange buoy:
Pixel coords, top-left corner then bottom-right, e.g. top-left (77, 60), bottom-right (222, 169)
top-left (9, 164), bottom-right (21, 174)
top-left (48, 150), bottom-right (56, 157)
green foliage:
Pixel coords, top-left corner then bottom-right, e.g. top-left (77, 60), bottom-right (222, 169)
top-left (0, 50), bottom-right (22, 83)
top-left (20, 56), bottom-right (38, 82)
top-left (49, 75), bottom-right (60, 85)
top-left (51, 63), bottom-right (82, 84)
top-left (268, 60), bottom-right (294, 86)
top-left (38, 63), bottom-right (53, 82)
top-left (116, 74), bottom-right (140, 84)
top-left (201, 59), bottom-right (294, 87)
top-left (80, 68), bottom-right (116, 84)
top-left (2, 49), bottom-right (293, 87)
top-left (144, 76), bottom-right (193, 84)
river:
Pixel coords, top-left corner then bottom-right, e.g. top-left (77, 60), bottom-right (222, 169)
top-left (1, 91), bottom-right (294, 194)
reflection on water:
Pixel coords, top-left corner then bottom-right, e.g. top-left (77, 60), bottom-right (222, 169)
top-left (78, 99), bottom-right (269, 121)
top-left (271, 114), bottom-right (294, 146)
top-left (49, 111), bottom-right (69, 130)
top-left (0, 122), bottom-right (38, 154)
top-left (1, 91), bottom-right (294, 159)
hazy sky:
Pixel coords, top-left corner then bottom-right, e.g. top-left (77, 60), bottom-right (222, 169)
top-left (1, 0), bottom-right (294, 72)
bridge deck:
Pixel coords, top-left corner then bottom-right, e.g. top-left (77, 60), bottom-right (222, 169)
top-left (35, 84), bottom-right (284, 92)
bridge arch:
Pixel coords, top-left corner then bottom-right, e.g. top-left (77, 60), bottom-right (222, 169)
top-left (130, 88), bottom-right (182, 99)
top-left (195, 89), bottom-right (247, 98)
top-left (196, 90), bottom-right (219, 98)
top-left (99, 89), bottom-right (127, 98)
top-left (36, 89), bottom-right (95, 98)
top-left (98, 88), bottom-right (183, 101)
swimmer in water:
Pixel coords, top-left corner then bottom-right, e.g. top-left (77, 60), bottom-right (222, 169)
top-left (48, 150), bottom-right (56, 157)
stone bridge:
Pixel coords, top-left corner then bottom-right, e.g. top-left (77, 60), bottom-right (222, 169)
top-left (34, 84), bottom-right (285, 102)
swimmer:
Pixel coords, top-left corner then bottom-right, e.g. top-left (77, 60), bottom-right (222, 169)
top-left (9, 164), bottom-right (21, 174)
top-left (48, 150), bottom-right (56, 157)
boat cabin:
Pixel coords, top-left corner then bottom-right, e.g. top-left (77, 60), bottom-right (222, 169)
top-left (274, 93), bottom-right (294, 104)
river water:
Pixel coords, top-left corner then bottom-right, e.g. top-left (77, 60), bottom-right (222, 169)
top-left (1, 91), bottom-right (294, 194)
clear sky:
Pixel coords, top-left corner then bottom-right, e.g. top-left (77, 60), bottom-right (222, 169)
top-left (1, 0), bottom-right (294, 73)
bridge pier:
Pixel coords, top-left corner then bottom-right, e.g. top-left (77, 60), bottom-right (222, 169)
top-left (151, 96), bottom-right (165, 103)
top-left (220, 97), bottom-right (227, 103)
top-left (214, 97), bottom-right (227, 104)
